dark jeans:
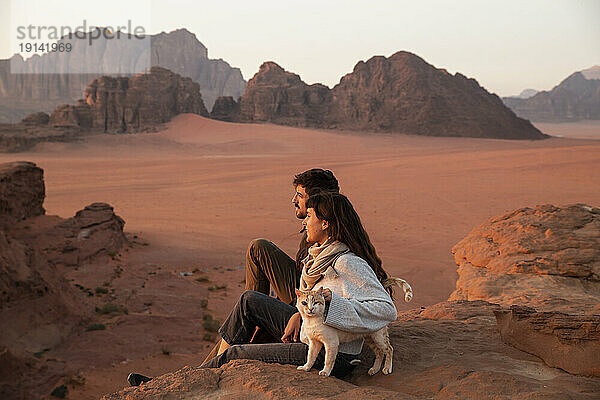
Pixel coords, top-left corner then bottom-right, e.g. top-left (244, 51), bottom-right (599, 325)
top-left (200, 291), bottom-right (356, 379)
top-left (245, 239), bottom-right (301, 305)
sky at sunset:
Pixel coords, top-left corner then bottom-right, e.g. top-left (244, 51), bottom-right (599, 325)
top-left (1, 0), bottom-right (598, 97)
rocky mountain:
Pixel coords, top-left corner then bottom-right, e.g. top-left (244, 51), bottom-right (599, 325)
top-left (103, 203), bottom-right (600, 399)
top-left (0, 66), bottom-right (207, 151)
top-left (503, 67), bottom-right (600, 121)
top-left (0, 28), bottom-right (245, 123)
top-left (214, 52), bottom-right (546, 140)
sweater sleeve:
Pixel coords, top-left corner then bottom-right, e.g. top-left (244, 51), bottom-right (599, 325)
top-left (323, 255), bottom-right (397, 333)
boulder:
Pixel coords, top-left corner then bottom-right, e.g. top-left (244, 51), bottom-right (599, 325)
top-left (495, 305), bottom-right (600, 377)
top-left (450, 203), bottom-right (600, 313)
top-left (41, 202), bottom-right (127, 266)
top-left (0, 161), bottom-right (45, 227)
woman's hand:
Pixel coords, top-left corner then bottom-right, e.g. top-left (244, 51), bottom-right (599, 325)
top-left (281, 312), bottom-right (302, 343)
top-left (322, 288), bottom-right (332, 302)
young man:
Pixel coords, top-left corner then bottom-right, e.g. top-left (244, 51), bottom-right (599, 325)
top-left (245, 168), bottom-right (340, 305)
top-left (128, 169), bottom-right (340, 385)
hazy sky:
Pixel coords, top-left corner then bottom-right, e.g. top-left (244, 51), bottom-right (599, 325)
top-left (1, 0), bottom-right (599, 96)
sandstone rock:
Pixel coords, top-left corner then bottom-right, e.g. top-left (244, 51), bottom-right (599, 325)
top-left (0, 161), bottom-right (45, 227)
top-left (237, 53), bottom-right (546, 139)
top-left (495, 305), bottom-right (600, 377)
top-left (210, 96), bottom-right (240, 122)
top-left (21, 112), bottom-right (49, 126)
top-left (10, 202), bottom-right (127, 268)
top-left (83, 66), bottom-right (208, 133)
top-left (239, 62), bottom-right (331, 127)
top-left (49, 101), bottom-right (94, 128)
top-left (102, 360), bottom-right (407, 400)
top-left (450, 203), bottom-right (600, 313)
top-left (0, 224), bottom-right (92, 356)
top-left (43, 202), bottom-right (127, 266)
top-left (504, 71), bottom-right (600, 122)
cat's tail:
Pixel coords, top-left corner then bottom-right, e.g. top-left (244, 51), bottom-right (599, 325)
top-left (382, 277), bottom-right (413, 302)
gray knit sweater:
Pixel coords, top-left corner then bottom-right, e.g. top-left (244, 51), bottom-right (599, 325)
top-left (311, 252), bottom-right (397, 355)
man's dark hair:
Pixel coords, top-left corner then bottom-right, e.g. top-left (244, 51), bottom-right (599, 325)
top-left (293, 169), bottom-right (339, 196)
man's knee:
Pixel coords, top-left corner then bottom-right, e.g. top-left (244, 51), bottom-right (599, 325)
top-left (246, 239), bottom-right (276, 270)
top-left (248, 238), bottom-right (272, 255)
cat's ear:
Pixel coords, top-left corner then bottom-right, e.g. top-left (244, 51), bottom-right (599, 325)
top-left (316, 287), bottom-right (324, 294)
top-left (295, 288), bottom-right (302, 296)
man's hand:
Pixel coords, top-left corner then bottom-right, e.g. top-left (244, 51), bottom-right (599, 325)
top-left (281, 312), bottom-right (302, 343)
top-left (322, 288), bottom-right (332, 302)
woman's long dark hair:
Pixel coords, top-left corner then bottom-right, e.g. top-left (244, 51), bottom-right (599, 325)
top-left (306, 192), bottom-right (392, 298)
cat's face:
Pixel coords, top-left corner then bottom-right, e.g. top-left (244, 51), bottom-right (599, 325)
top-left (295, 288), bottom-right (325, 317)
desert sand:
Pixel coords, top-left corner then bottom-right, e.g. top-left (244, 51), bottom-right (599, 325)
top-left (533, 121), bottom-right (600, 140)
top-left (2, 115), bottom-right (599, 398)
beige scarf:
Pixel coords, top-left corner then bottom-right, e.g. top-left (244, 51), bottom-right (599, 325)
top-left (300, 240), bottom-right (349, 291)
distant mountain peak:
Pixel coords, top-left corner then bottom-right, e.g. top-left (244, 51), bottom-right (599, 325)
top-left (503, 67), bottom-right (600, 121)
top-left (581, 65), bottom-right (600, 80)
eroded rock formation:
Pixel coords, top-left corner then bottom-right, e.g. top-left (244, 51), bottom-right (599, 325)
top-left (227, 52), bottom-right (546, 139)
top-left (0, 161), bottom-right (127, 398)
top-left (0, 162), bottom-right (45, 227)
top-left (237, 62), bottom-right (331, 127)
top-left (495, 305), bottom-right (600, 377)
top-left (81, 66), bottom-right (208, 132)
top-left (0, 28), bottom-right (245, 123)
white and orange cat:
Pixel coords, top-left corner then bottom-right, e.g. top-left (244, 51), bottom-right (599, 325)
top-left (295, 278), bottom-right (412, 377)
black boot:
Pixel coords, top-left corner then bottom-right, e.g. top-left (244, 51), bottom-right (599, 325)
top-left (127, 372), bottom-right (152, 386)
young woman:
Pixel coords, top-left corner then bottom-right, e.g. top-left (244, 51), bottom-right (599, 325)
top-left (128, 192), bottom-right (396, 385)
top-left (199, 192), bottom-right (397, 378)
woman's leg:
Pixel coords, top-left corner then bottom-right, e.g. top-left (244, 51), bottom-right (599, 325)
top-left (200, 342), bottom-right (356, 379)
top-left (219, 290), bottom-right (297, 346)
